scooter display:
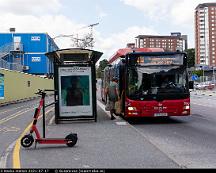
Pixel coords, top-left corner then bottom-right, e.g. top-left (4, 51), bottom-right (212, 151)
top-left (20, 89), bottom-right (78, 148)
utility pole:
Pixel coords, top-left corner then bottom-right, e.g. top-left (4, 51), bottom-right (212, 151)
top-left (81, 23), bottom-right (99, 49)
top-left (52, 22), bottom-right (99, 49)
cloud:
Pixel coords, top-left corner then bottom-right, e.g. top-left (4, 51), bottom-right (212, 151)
top-left (0, 13), bottom-right (87, 49)
top-left (95, 5), bottom-right (108, 20)
top-left (0, 0), bottom-right (62, 15)
top-left (0, 0), bottom-right (159, 62)
top-left (120, 0), bottom-right (177, 20)
top-left (121, 0), bottom-right (216, 25)
top-left (94, 26), bottom-right (158, 60)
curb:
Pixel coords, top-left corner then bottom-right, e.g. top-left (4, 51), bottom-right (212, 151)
top-left (0, 94), bottom-right (54, 107)
top-left (0, 97), bottom-right (39, 107)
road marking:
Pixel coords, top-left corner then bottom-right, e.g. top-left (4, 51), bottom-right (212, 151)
top-left (0, 108), bottom-right (32, 125)
top-left (48, 114), bottom-right (55, 125)
top-left (0, 104), bottom-right (37, 115)
top-left (0, 141), bottom-right (16, 168)
top-left (127, 123), bottom-right (186, 168)
top-left (115, 121), bottom-right (128, 126)
top-left (0, 97), bottom-right (52, 115)
top-left (97, 100), bottom-right (121, 120)
top-left (12, 108), bottom-right (54, 169)
top-left (0, 126), bottom-right (20, 133)
top-left (83, 165), bottom-right (91, 168)
top-left (97, 100), bottom-right (184, 167)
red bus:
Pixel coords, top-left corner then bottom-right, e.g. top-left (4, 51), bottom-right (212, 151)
top-left (101, 48), bottom-right (192, 118)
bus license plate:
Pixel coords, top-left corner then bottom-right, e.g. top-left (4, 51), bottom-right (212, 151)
top-left (154, 113), bottom-right (168, 117)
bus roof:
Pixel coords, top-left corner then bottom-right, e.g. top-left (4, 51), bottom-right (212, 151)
top-left (108, 48), bottom-right (164, 64)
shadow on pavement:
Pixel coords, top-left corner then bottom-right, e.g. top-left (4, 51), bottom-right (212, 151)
top-left (126, 116), bottom-right (186, 125)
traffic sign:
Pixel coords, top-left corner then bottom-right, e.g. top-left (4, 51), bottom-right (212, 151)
top-left (192, 74), bottom-right (198, 81)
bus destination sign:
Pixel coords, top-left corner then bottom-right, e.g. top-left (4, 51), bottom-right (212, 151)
top-left (137, 55), bottom-right (184, 66)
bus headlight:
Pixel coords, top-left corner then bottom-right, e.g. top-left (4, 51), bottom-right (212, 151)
top-left (128, 107), bottom-right (137, 111)
top-left (184, 102), bottom-right (190, 110)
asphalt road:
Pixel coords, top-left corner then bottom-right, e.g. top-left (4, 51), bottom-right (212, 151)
top-left (0, 96), bottom-right (54, 168)
top-left (1, 87), bottom-right (216, 168)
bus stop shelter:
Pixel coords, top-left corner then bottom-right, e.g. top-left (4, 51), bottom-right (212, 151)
top-left (46, 48), bottom-right (103, 123)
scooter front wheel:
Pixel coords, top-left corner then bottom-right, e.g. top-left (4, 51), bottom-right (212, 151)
top-left (21, 134), bottom-right (34, 148)
top-left (65, 133), bottom-right (78, 147)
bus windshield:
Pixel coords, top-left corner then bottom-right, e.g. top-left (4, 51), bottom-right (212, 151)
top-left (127, 65), bottom-right (189, 101)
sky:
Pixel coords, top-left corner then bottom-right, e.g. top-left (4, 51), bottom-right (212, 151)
top-left (0, 0), bottom-right (215, 61)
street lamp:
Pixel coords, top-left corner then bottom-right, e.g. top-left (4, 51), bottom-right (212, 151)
top-left (213, 66), bottom-right (216, 84)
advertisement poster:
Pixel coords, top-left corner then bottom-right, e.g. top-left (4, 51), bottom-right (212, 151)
top-left (58, 67), bottom-right (92, 117)
top-left (0, 73), bottom-right (4, 99)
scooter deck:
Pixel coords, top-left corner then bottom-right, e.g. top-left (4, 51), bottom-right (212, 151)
top-left (36, 138), bottom-right (68, 144)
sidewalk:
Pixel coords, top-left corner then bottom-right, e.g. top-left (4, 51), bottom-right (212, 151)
top-left (17, 101), bottom-right (179, 169)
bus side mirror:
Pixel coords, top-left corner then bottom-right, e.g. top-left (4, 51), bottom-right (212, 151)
top-left (189, 81), bottom-right (194, 89)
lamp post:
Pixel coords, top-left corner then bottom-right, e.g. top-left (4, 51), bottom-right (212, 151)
top-left (213, 66), bottom-right (216, 84)
top-left (200, 65), bottom-right (205, 83)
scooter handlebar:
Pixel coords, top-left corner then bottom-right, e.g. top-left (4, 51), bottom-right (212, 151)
top-left (35, 89), bottom-right (57, 95)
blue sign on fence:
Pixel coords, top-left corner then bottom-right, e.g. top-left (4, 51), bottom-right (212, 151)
top-left (0, 73), bottom-right (4, 99)
top-left (192, 74), bottom-right (198, 81)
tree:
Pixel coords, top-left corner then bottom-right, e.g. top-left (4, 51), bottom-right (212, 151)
top-left (185, 48), bottom-right (195, 68)
top-left (96, 59), bottom-right (109, 78)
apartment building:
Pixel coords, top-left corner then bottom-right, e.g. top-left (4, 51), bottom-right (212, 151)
top-left (135, 33), bottom-right (187, 52)
top-left (195, 3), bottom-right (216, 66)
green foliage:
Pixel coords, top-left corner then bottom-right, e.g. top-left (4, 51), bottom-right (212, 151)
top-left (185, 48), bottom-right (195, 67)
top-left (192, 70), bottom-right (202, 77)
top-left (96, 59), bottom-right (109, 78)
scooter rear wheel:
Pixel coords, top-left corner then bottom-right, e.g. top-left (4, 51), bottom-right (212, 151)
top-left (21, 134), bottom-right (34, 148)
top-left (65, 133), bottom-right (78, 147)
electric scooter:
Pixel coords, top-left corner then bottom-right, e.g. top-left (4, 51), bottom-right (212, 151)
top-left (20, 89), bottom-right (78, 148)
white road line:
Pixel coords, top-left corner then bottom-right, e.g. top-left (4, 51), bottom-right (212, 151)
top-left (97, 100), bottom-right (121, 120)
top-left (0, 141), bottom-right (16, 168)
top-left (48, 113), bottom-right (55, 125)
top-left (0, 104), bottom-right (36, 115)
top-left (98, 99), bottom-right (185, 167)
top-left (0, 108), bottom-right (33, 125)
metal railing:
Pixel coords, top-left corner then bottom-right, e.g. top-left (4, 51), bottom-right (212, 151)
top-left (0, 58), bottom-right (23, 71)
top-left (0, 43), bottom-right (13, 59)
top-left (0, 42), bottom-right (23, 59)
top-left (0, 42), bottom-right (24, 71)
top-left (0, 58), bottom-right (10, 69)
